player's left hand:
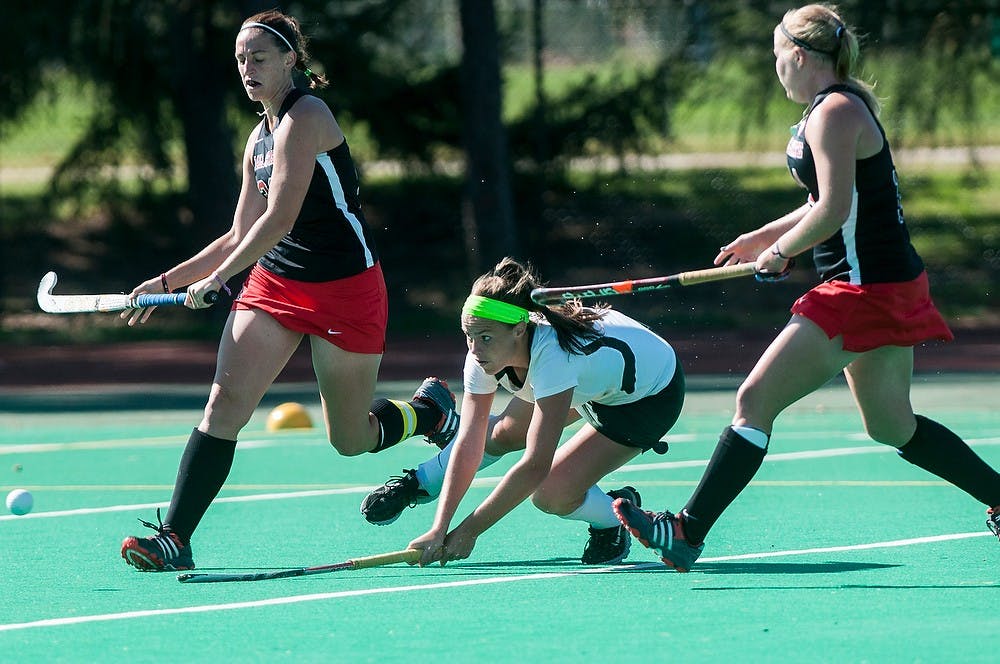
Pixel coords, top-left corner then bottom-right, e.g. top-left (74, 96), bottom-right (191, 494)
top-left (440, 524), bottom-right (477, 564)
top-left (754, 246), bottom-right (793, 281)
top-left (187, 276), bottom-right (221, 309)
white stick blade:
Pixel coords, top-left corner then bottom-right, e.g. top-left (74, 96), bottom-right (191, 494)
top-left (36, 272), bottom-right (132, 313)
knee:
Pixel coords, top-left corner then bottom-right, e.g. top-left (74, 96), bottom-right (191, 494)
top-left (488, 415), bottom-right (525, 455)
top-left (530, 487), bottom-right (573, 516)
top-left (203, 385), bottom-right (253, 435)
top-left (530, 491), bottom-right (560, 515)
top-left (863, 419), bottom-right (913, 447)
top-left (330, 439), bottom-right (369, 456)
top-left (733, 381), bottom-right (762, 420)
top-left (325, 420), bottom-right (374, 457)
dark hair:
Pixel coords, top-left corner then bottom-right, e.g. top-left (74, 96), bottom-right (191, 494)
top-left (469, 257), bottom-right (606, 355)
top-left (243, 10), bottom-right (329, 90)
top-left (779, 4), bottom-right (880, 115)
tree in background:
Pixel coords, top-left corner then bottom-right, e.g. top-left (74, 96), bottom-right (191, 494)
top-left (1, 0), bottom-right (997, 314)
top-left (459, 0), bottom-right (517, 273)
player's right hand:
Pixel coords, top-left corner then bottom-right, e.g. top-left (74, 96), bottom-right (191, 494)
top-left (120, 276), bottom-right (163, 326)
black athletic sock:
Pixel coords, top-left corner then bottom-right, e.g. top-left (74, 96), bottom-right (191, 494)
top-left (163, 428), bottom-right (237, 544)
top-left (369, 398), bottom-right (441, 453)
top-left (681, 426), bottom-right (768, 545)
top-left (897, 415), bottom-right (1000, 507)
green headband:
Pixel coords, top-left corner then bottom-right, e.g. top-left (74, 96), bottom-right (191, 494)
top-left (462, 295), bottom-right (530, 324)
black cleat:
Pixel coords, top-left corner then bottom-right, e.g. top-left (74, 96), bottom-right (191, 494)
top-left (360, 469), bottom-right (434, 525)
top-left (580, 486), bottom-right (642, 565)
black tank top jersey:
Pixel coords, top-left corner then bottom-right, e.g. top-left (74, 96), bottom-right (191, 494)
top-left (252, 88), bottom-right (379, 282)
top-left (785, 84), bottom-right (923, 284)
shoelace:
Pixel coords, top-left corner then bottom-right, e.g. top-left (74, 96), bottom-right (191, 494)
top-left (137, 507), bottom-right (169, 534)
top-left (640, 509), bottom-right (682, 549)
top-left (382, 471), bottom-right (423, 508)
top-left (135, 508), bottom-right (183, 559)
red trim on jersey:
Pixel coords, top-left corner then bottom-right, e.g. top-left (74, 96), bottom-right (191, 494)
top-left (791, 271), bottom-right (953, 352)
top-left (234, 263), bottom-right (387, 354)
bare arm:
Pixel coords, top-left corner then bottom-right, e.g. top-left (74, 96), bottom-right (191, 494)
top-left (168, 131), bottom-right (266, 287)
top-left (438, 387), bottom-right (573, 563)
top-left (714, 203), bottom-right (811, 266)
top-left (409, 390), bottom-right (494, 564)
top-left (121, 129), bottom-right (266, 325)
top-left (756, 94), bottom-right (867, 273)
top-left (186, 97), bottom-right (343, 305)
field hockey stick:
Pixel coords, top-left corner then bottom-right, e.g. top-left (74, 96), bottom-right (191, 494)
top-left (529, 263), bottom-right (759, 305)
top-left (176, 548), bottom-right (421, 584)
top-left (36, 271), bottom-right (218, 313)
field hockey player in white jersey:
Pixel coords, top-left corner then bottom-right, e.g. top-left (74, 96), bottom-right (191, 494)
top-left (118, 10), bottom-right (458, 572)
top-left (364, 257), bottom-right (686, 566)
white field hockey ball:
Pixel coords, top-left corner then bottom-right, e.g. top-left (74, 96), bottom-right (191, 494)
top-left (6, 489), bottom-right (33, 516)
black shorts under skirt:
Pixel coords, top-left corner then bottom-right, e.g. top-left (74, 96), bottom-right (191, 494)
top-left (578, 364), bottom-right (685, 455)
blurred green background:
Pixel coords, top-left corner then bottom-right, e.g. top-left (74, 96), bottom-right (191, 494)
top-left (1, 0), bottom-right (997, 345)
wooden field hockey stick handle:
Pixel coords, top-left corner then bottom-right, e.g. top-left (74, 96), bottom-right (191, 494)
top-left (674, 262), bottom-right (757, 285)
top-left (350, 549), bottom-right (421, 569)
top-left (529, 262), bottom-right (759, 304)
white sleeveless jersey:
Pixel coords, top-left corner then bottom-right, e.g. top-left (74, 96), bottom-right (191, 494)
top-left (463, 309), bottom-right (677, 409)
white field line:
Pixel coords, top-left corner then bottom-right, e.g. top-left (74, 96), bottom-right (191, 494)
top-left (0, 436), bottom-right (319, 455)
top-left (619, 437), bottom-right (1000, 473)
top-left (0, 530), bottom-right (992, 633)
top-left (2, 438), bottom-right (997, 523)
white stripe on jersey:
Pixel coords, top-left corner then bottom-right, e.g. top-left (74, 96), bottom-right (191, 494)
top-left (316, 152), bottom-right (375, 269)
top-left (843, 186), bottom-right (861, 284)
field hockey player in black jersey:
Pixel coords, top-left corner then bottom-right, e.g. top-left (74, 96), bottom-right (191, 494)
top-left (614, 3), bottom-right (1000, 572)
top-left (118, 10), bottom-right (458, 572)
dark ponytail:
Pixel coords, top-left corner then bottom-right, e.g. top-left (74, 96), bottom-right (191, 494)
top-left (469, 257), bottom-right (607, 354)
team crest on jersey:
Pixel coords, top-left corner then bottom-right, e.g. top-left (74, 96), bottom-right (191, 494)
top-left (786, 137), bottom-right (804, 159)
top-left (257, 179), bottom-right (269, 197)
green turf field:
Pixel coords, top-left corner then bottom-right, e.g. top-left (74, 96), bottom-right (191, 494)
top-left (1, 375), bottom-right (998, 663)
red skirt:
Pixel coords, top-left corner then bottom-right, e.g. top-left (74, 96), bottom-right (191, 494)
top-left (790, 271), bottom-right (953, 352)
top-left (234, 263), bottom-right (387, 354)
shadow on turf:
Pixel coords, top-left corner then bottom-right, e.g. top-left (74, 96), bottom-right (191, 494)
top-left (682, 561), bottom-right (899, 575)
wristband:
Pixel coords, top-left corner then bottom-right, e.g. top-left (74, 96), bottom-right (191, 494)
top-left (771, 243), bottom-right (791, 260)
top-left (213, 273), bottom-right (233, 296)
top-left (160, 273), bottom-right (170, 293)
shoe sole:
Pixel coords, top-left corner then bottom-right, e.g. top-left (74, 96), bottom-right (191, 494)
top-left (121, 537), bottom-right (194, 572)
top-left (413, 378), bottom-right (456, 412)
top-left (361, 494), bottom-right (435, 526)
top-left (414, 378), bottom-right (459, 447)
top-left (364, 512), bottom-right (403, 526)
top-left (581, 531), bottom-right (631, 565)
top-left (611, 499), bottom-right (692, 573)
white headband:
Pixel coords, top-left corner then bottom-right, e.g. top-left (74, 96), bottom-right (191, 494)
top-left (240, 21), bottom-right (295, 53)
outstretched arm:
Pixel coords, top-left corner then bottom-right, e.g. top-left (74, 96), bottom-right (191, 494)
top-left (438, 388), bottom-right (573, 563)
top-left (409, 390), bottom-right (494, 565)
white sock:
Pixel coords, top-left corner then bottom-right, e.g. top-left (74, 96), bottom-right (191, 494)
top-left (560, 485), bottom-right (618, 529)
top-left (732, 425), bottom-right (769, 449)
top-left (414, 420), bottom-right (502, 496)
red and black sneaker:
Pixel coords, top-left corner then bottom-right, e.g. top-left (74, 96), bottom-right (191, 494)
top-left (988, 506), bottom-right (1000, 541)
top-left (121, 509), bottom-right (195, 571)
top-left (612, 499), bottom-right (703, 572)
top-left (413, 377), bottom-right (460, 449)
